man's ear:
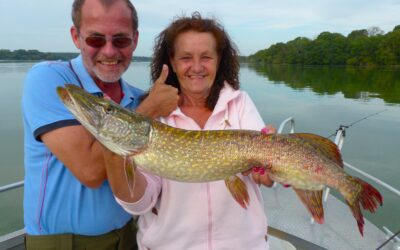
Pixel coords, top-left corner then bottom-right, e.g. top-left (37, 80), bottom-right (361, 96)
top-left (131, 30), bottom-right (139, 51)
top-left (70, 26), bottom-right (81, 49)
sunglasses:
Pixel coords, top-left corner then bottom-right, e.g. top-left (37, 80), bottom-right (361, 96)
top-left (83, 35), bottom-right (133, 49)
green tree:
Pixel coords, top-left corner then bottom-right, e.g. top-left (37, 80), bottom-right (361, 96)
top-left (247, 24), bottom-right (399, 66)
top-left (376, 29), bottom-right (400, 65)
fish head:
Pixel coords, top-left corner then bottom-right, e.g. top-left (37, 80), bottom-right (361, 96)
top-left (57, 84), bottom-right (151, 156)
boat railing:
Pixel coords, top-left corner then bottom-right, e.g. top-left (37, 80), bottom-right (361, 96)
top-left (276, 117), bottom-right (400, 245)
top-left (0, 181), bottom-right (24, 194)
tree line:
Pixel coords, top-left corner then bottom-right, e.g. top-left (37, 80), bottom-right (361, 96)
top-left (0, 49), bottom-right (151, 62)
top-left (248, 25), bottom-right (400, 66)
top-left (0, 49), bottom-right (79, 61)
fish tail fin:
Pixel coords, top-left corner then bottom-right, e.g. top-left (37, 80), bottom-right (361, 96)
top-left (357, 178), bottom-right (383, 212)
top-left (345, 178), bottom-right (383, 236)
top-left (346, 199), bottom-right (365, 236)
top-left (225, 176), bottom-right (250, 209)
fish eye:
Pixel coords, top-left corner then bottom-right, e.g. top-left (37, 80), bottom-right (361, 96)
top-left (105, 105), bottom-right (113, 113)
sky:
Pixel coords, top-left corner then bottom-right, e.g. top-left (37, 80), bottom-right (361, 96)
top-left (0, 0), bottom-right (399, 57)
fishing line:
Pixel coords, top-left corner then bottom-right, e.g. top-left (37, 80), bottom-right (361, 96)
top-left (327, 109), bottom-right (388, 139)
top-left (375, 229), bottom-right (400, 250)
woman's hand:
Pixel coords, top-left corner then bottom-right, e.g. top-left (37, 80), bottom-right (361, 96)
top-left (242, 125), bottom-right (276, 187)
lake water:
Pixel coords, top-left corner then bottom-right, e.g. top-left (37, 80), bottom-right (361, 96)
top-left (0, 62), bottom-right (399, 236)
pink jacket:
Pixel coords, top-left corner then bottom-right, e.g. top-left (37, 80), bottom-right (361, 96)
top-left (117, 83), bottom-right (269, 250)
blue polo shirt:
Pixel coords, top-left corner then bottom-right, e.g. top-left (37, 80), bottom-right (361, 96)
top-left (21, 55), bottom-right (144, 235)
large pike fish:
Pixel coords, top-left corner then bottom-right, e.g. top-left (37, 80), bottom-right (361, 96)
top-left (57, 84), bottom-right (382, 236)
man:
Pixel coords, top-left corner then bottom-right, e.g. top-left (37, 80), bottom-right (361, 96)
top-left (21, 0), bottom-right (179, 249)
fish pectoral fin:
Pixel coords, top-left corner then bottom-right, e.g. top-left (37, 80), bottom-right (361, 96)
top-left (293, 188), bottom-right (324, 224)
top-left (123, 157), bottom-right (136, 198)
top-left (225, 176), bottom-right (250, 209)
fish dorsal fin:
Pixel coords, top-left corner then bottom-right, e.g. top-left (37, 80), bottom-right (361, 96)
top-left (291, 133), bottom-right (344, 168)
top-left (293, 188), bottom-right (324, 224)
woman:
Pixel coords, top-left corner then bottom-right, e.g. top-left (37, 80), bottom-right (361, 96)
top-left (105, 12), bottom-right (274, 250)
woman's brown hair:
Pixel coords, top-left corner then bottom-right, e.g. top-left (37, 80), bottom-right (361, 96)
top-left (150, 12), bottom-right (240, 109)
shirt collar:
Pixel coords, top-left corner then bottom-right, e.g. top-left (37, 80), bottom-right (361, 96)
top-left (70, 55), bottom-right (101, 94)
top-left (120, 79), bottom-right (140, 107)
top-left (212, 82), bottom-right (240, 115)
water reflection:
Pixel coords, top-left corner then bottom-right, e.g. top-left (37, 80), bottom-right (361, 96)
top-left (0, 62), bottom-right (39, 73)
top-left (246, 64), bottom-right (400, 105)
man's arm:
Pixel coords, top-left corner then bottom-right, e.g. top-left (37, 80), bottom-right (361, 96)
top-left (23, 64), bottom-right (110, 188)
top-left (41, 125), bottom-right (107, 188)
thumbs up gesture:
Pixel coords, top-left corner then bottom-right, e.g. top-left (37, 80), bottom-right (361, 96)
top-left (136, 64), bottom-right (180, 118)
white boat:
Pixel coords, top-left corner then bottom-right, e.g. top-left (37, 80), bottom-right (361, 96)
top-left (1, 118), bottom-right (399, 250)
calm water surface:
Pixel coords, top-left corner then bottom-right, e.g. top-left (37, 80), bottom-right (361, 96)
top-left (1, 62), bottom-right (399, 235)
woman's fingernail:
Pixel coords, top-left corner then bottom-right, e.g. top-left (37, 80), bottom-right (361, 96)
top-left (253, 167), bottom-right (260, 173)
top-left (261, 127), bottom-right (269, 134)
top-left (259, 168), bottom-right (265, 175)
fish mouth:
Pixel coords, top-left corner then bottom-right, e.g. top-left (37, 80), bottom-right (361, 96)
top-left (56, 86), bottom-right (72, 104)
top-left (56, 84), bottom-right (102, 132)
top-left (57, 84), bottom-right (150, 156)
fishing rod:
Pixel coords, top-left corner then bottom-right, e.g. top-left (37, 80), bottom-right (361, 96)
top-left (327, 109), bottom-right (388, 139)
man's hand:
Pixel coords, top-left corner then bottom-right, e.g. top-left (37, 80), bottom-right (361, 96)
top-left (242, 125), bottom-right (276, 187)
top-left (136, 64), bottom-right (180, 118)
